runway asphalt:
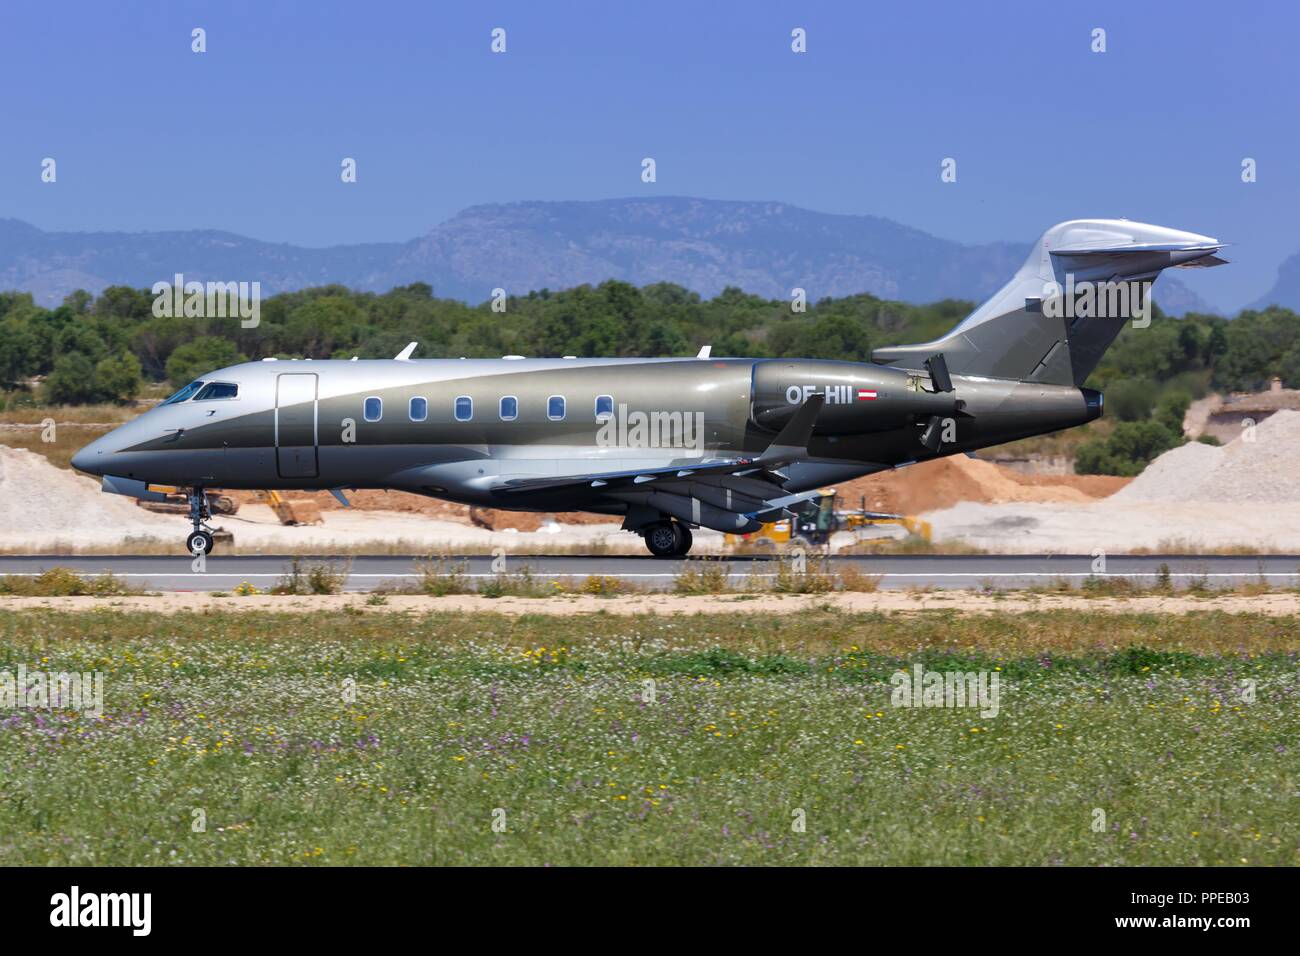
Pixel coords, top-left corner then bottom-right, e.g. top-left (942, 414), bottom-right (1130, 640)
top-left (1, 553), bottom-right (1297, 592)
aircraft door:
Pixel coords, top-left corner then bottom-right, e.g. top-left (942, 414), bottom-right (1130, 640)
top-left (276, 373), bottom-right (319, 478)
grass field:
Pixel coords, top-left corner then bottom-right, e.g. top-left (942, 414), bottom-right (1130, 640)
top-left (0, 608), bottom-right (1296, 866)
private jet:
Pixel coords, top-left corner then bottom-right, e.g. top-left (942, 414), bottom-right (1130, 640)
top-left (72, 218), bottom-right (1225, 557)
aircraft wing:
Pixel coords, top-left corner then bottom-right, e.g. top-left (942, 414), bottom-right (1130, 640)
top-left (491, 460), bottom-right (826, 528)
top-left (493, 455), bottom-right (765, 495)
top-left (491, 394), bottom-right (826, 498)
top-left (489, 395), bottom-right (830, 525)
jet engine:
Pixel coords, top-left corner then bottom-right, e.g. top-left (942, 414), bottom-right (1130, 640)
top-left (750, 359), bottom-right (960, 436)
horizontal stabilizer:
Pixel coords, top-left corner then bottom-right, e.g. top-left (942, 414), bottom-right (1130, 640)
top-left (1173, 254), bottom-right (1229, 269)
top-left (1052, 242), bottom-right (1222, 256)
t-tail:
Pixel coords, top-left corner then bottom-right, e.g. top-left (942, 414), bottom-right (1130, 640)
top-left (872, 219), bottom-right (1226, 386)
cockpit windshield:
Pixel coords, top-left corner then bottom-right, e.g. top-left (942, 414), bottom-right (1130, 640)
top-left (194, 382), bottom-right (239, 401)
top-left (162, 380), bottom-right (205, 405)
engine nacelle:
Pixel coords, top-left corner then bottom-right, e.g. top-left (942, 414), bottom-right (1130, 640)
top-left (750, 359), bottom-right (960, 434)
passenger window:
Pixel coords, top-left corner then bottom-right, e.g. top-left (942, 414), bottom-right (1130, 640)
top-left (547, 395), bottom-right (566, 421)
top-left (409, 397), bottom-right (428, 422)
top-left (194, 382), bottom-right (239, 401)
top-left (454, 396), bottom-right (473, 422)
top-left (363, 396), bottom-right (382, 422)
top-left (595, 394), bottom-right (614, 421)
top-left (499, 396), bottom-right (518, 421)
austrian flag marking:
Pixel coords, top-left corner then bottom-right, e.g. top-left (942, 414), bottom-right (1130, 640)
top-left (857, 388), bottom-right (878, 401)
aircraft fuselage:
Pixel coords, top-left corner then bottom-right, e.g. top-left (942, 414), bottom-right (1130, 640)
top-left (74, 355), bottom-right (1099, 514)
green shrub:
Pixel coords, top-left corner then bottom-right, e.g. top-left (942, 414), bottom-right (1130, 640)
top-left (673, 559), bottom-right (730, 595)
top-left (273, 558), bottom-right (350, 595)
top-left (0, 567), bottom-right (134, 596)
top-left (415, 558), bottom-right (472, 596)
top-left (1076, 420), bottom-right (1182, 476)
top-left (165, 337), bottom-right (246, 386)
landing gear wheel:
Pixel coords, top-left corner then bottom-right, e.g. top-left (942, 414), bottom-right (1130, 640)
top-left (185, 486), bottom-right (216, 556)
top-left (186, 529), bottom-right (214, 556)
top-left (672, 524), bottom-right (693, 556)
top-left (644, 522), bottom-right (680, 558)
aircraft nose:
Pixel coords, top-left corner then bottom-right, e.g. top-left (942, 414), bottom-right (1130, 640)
top-left (71, 434), bottom-right (111, 476)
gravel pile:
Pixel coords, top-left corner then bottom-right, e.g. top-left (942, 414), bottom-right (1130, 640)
top-left (1113, 410), bottom-right (1300, 503)
top-left (0, 445), bottom-right (176, 538)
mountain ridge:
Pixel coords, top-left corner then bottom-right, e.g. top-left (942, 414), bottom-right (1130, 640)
top-left (1249, 249), bottom-right (1300, 312)
top-left (0, 198), bottom-right (1221, 315)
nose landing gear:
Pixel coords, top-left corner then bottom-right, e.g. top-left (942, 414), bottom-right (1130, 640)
top-left (185, 488), bottom-right (216, 556)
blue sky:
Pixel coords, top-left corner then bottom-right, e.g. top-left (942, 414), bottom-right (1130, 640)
top-left (1, 0), bottom-right (1295, 309)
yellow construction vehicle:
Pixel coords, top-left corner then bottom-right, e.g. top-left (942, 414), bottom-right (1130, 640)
top-left (136, 486), bottom-right (326, 526)
top-left (839, 498), bottom-right (932, 541)
top-left (841, 511), bottom-right (932, 541)
top-left (136, 486), bottom-right (238, 516)
top-left (725, 488), bottom-right (930, 549)
top-left (260, 490), bottom-right (323, 526)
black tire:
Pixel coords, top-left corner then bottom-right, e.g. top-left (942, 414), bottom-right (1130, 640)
top-left (673, 524), bottom-right (693, 556)
top-left (644, 522), bottom-right (679, 558)
top-left (186, 530), bottom-right (215, 556)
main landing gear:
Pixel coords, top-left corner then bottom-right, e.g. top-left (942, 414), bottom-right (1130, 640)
top-left (643, 521), bottom-right (693, 558)
top-left (185, 487), bottom-right (216, 556)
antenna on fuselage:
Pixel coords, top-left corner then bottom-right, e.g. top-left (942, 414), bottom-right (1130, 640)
top-left (394, 342), bottom-right (418, 361)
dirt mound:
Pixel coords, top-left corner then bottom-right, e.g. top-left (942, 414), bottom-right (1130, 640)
top-left (833, 455), bottom-right (1128, 514)
top-left (0, 445), bottom-right (176, 537)
top-left (1114, 409), bottom-right (1300, 503)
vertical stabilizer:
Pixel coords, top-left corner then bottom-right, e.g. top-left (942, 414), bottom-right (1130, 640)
top-left (871, 219), bottom-right (1226, 385)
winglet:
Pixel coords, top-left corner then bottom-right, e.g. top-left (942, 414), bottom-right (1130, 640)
top-left (696, 345), bottom-right (712, 359)
top-left (758, 394), bottom-right (824, 465)
top-left (394, 342), bottom-right (418, 361)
